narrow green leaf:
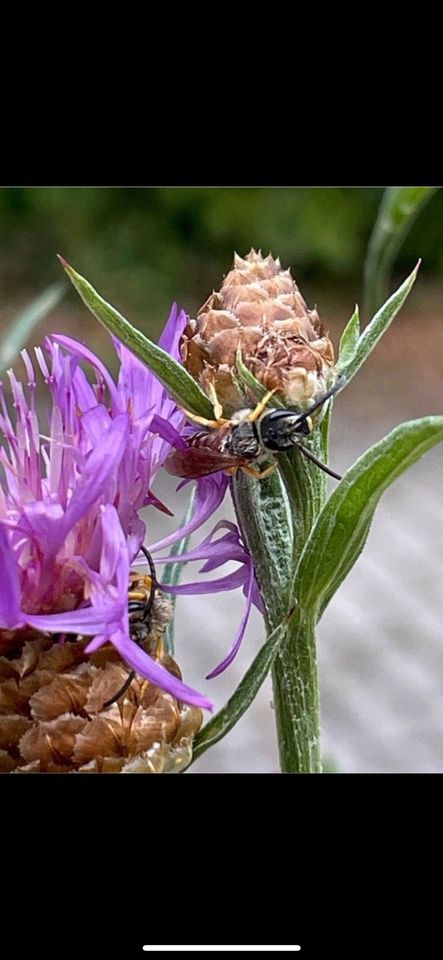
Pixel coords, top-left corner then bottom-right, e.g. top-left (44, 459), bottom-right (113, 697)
top-left (58, 258), bottom-right (213, 419)
top-left (337, 262), bottom-right (420, 383)
top-left (294, 416), bottom-right (443, 619)
top-left (364, 186), bottom-right (438, 316)
top-left (236, 348), bottom-right (267, 399)
top-left (338, 305), bottom-right (360, 368)
top-left (191, 618), bottom-right (289, 764)
top-left (235, 348), bottom-right (285, 408)
top-left (161, 486), bottom-right (196, 654)
top-left (318, 390), bottom-right (333, 454)
top-left (0, 281), bottom-right (66, 373)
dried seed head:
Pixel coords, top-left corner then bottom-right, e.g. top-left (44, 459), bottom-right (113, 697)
top-left (0, 591), bottom-right (203, 774)
top-left (181, 249), bottom-right (335, 410)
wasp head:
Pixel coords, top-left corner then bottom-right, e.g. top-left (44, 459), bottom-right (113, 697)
top-left (258, 410), bottom-right (312, 452)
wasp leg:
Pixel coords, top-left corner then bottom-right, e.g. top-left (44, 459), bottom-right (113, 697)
top-left (154, 635), bottom-right (165, 659)
top-left (128, 587), bottom-right (152, 602)
top-left (242, 462), bottom-right (277, 480)
top-left (246, 389), bottom-right (278, 422)
top-left (181, 383), bottom-right (232, 429)
top-left (180, 407), bottom-right (228, 429)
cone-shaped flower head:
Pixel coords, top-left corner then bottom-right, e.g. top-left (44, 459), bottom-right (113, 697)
top-left (181, 249), bottom-right (335, 412)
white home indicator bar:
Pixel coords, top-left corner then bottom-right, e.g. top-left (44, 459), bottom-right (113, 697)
top-left (142, 948), bottom-right (301, 953)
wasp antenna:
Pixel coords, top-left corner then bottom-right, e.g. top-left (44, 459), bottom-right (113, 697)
top-left (104, 545), bottom-right (158, 709)
top-left (295, 376), bottom-right (346, 424)
top-left (103, 670), bottom-right (136, 709)
top-left (137, 544), bottom-right (157, 613)
top-left (297, 443), bottom-right (342, 481)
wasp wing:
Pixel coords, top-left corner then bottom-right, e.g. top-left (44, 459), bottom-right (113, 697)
top-left (165, 445), bottom-right (248, 479)
top-left (165, 428), bottom-right (250, 479)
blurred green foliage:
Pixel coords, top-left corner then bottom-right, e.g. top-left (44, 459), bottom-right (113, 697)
top-left (1, 187), bottom-right (442, 337)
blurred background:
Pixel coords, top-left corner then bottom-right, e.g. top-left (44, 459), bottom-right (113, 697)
top-left (1, 186), bottom-right (442, 772)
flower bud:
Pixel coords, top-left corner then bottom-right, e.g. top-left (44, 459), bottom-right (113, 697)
top-left (181, 249), bottom-right (335, 411)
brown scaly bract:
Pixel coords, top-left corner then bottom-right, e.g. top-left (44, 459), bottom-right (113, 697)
top-left (181, 249), bottom-right (335, 413)
top-left (0, 593), bottom-right (203, 774)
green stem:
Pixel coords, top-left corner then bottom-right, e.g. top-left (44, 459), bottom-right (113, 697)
top-left (231, 472), bottom-right (320, 773)
top-left (230, 408), bottom-right (332, 774)
top-left (271, 611), bottom-right (321, 773)
top-left (160, 485), bottom-right (196, 654)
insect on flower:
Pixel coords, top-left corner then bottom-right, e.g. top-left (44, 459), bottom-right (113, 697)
top-left (166, 377), bottom-right (346, 483)
top-left (103, 545), bottom-right (158, 708)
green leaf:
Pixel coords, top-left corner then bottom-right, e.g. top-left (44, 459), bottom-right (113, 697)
top-left (294, 416), bottom-right (443, 619)
top-left (338, 305), bottom-right (360, 368)
top-left (0, 281), bottom-right (66, 373)
top-left (235, 348), bottom-right (285, 409)
top-left (236, 348), bottom-right (267, 401)
top-left (58, 257), bottom-right (213, 419)
top-left (318, 389), bottom-right (333, 454)
top-left (191, 618), bottom-right (289, 764)
top-left (337, 262), bottom-right (419, 383)
top-left (160, 486), bottom-right (196, 654)
top-left (364, 186), bottom-right (438, 316)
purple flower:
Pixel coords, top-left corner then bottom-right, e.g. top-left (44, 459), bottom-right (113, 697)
top-left (0, 505), bottom-right (211, 709)
top-left (0, 305), bottom-right (213, 710)
top-left (52, 301), bottom-right (188, 538)
top-left (0, 296), bottom-right (263, 709)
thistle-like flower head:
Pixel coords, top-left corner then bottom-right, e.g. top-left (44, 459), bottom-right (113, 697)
top-left (181, 249), bottom-right (335, 412)
top-left (0, 306), bottom-right (212, 721)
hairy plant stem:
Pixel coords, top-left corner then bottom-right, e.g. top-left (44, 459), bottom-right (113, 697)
top-left (230, 411), bottom-right (331, 774)
top-left (271, 610), bottom-right (321, 773)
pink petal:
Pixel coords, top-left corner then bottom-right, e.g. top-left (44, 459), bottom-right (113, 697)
top-left (149, 474), bottom-right (229, 553)
top-left (106, 628), bottom-right (213, 710)
top-left (164, 568), bottom-right (249, 595)
top-left (206, 567), bottom-right (255, 678)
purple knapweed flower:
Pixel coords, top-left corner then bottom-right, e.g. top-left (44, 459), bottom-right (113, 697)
top-left (0, 306), bottom-right (212, 710)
